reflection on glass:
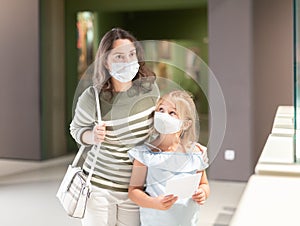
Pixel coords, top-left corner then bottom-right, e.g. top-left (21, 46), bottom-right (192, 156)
top-left (294, 0), bottom-right (300, 161)
top-left (142, 40), bottom-right (209, 145)
top-left (77, 12), bottom-right (97, 80)
top-left (74, 40), bottom-right (225, 165)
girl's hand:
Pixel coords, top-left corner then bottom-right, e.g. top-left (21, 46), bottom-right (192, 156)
top-left (153, 194), bottom-right (178, 210)
top-left (92, 123), bottom-right (106, 144)
top-left (192, 188), bottom-right (207, 205)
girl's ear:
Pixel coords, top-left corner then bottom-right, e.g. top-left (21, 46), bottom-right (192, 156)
top-left (182, 120), bottom-right (192, 131)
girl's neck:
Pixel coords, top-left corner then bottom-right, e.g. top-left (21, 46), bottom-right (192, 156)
top-left (151, 135), bottom-right (181, 152)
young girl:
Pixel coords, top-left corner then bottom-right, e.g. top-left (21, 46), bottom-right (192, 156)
top-left (128, 90), bottom-right (210, 226)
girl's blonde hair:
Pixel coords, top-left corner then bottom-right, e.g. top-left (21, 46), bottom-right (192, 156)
top-left (156, 90), bottom-right (199, 150)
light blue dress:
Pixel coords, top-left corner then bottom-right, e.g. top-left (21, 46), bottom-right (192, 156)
top-left (128, 145), bottom-right (209, 226)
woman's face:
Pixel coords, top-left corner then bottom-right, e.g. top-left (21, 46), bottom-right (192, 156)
top-left (106, 39), bottom-right (137, 71)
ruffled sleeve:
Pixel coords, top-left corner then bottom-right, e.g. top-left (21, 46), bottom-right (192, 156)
top-left (145, 152), bottom-right (208, 172)
top-left (129, 146), bottom-right (208, 173)
top-left (128, 145), bottom-right (151, 165)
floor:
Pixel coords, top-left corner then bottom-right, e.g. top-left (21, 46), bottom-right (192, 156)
top-left (0, 156), bottom-right (246, 226)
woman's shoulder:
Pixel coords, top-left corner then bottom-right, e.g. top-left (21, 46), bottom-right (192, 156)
top-left (193, 142), bottom-right (209, 166)
top-left (78, 86), bottom-right (96, 102)
top-left (74, 86), bottom-right (98, 111)
top-left (194, 143), bottom-right (207, 153)
top-left (136, 76), bottom-right (160, 96)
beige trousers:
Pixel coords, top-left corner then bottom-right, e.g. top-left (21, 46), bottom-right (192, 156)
top-left (81, 185), bottom-right (140, 226)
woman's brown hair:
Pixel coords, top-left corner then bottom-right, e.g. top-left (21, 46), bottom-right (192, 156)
top-left (93, 28), bottom-right (155, 97)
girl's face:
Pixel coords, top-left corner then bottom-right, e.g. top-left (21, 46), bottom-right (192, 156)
top-left (106, 39), bottom-right (137, 70)
top-left (156, 99), bottom-right (180, 120)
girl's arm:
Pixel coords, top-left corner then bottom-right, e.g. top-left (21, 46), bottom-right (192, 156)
top-left (192, 170), bottom-right (210, 205)
top-left (128, 159), bottom-right (178, 210)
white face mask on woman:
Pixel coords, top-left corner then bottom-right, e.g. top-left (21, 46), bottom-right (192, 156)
top-left (154, 112), bottom-right (183, 134)
top-left (109, 61), bottom-right (140, 83)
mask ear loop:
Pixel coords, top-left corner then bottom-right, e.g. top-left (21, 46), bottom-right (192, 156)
top-left (180, 119), bottom-right (192, 133)
top-left (179, 119), bottom-right (193, 153)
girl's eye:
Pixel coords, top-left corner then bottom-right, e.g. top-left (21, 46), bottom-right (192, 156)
top-left (169, 111), bottom-right (176, 116)
top-left (158, 107), bottom-right (164, 113)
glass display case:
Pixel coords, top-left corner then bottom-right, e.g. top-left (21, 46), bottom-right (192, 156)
top-left (294, 0), bottom-right (300, 161)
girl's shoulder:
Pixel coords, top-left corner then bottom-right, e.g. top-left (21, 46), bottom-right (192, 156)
top-left (128, 145), bottom-right (152, 165)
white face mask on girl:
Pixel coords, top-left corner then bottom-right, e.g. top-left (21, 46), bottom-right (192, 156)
top-left (154, 112), bottom-right (183, 134)
top-left (109, 61), bottom-right (140, 83)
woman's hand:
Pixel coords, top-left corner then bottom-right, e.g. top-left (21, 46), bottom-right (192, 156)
top-left (92, 123), bottom-right (106, 144)
top-left (195, 143), bottom-right (209, 164)
top-left (192, 187), bottom-right (206, 205)
top-left (152, 194), bottom-right (178, 210)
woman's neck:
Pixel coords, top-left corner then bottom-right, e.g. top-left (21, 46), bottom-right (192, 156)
top-left (111, 78), bottom-right (132, 92)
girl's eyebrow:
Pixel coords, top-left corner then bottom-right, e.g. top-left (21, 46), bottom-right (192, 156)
top-left (159, 104), bottom-right (176, 111)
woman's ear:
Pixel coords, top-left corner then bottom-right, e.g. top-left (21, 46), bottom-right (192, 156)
top-left (104, 60), bottom-right (110, 71)
top-left (104, 55), bottom-right (111, 71)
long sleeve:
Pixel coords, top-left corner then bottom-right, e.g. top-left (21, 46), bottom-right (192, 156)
top-left (70, 87), bottom-right (97, 146)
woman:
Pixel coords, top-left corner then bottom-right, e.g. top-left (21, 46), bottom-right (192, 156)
top-left (70, 28), bottom-right (159, 226)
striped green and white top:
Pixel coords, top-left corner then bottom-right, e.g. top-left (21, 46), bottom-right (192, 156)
top-left (70, 83), bottom-right (159, 192)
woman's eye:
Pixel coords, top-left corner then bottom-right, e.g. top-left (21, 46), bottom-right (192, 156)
top-left (129, 52), bottom-right (136, 57)
top-left (114, 55), bottom-right (125, 62)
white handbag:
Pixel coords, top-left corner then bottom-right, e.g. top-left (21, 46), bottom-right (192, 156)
top-left (56, 86), bottom-right (101, 218)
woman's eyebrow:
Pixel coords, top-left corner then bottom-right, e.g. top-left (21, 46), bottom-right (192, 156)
top-left (111, 51), bottom-right (125, 55)
top-left (111, 48), bottom-right (136, 55)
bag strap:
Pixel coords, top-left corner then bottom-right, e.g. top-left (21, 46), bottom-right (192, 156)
top-left (71, 145), bottom-right (85, 167)
top-left (94, 86), bottom-right (102, 123)
top-left (71, 86), bottom-right (102, 189)
top-left (85, 86), bottom-right (102, 187)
